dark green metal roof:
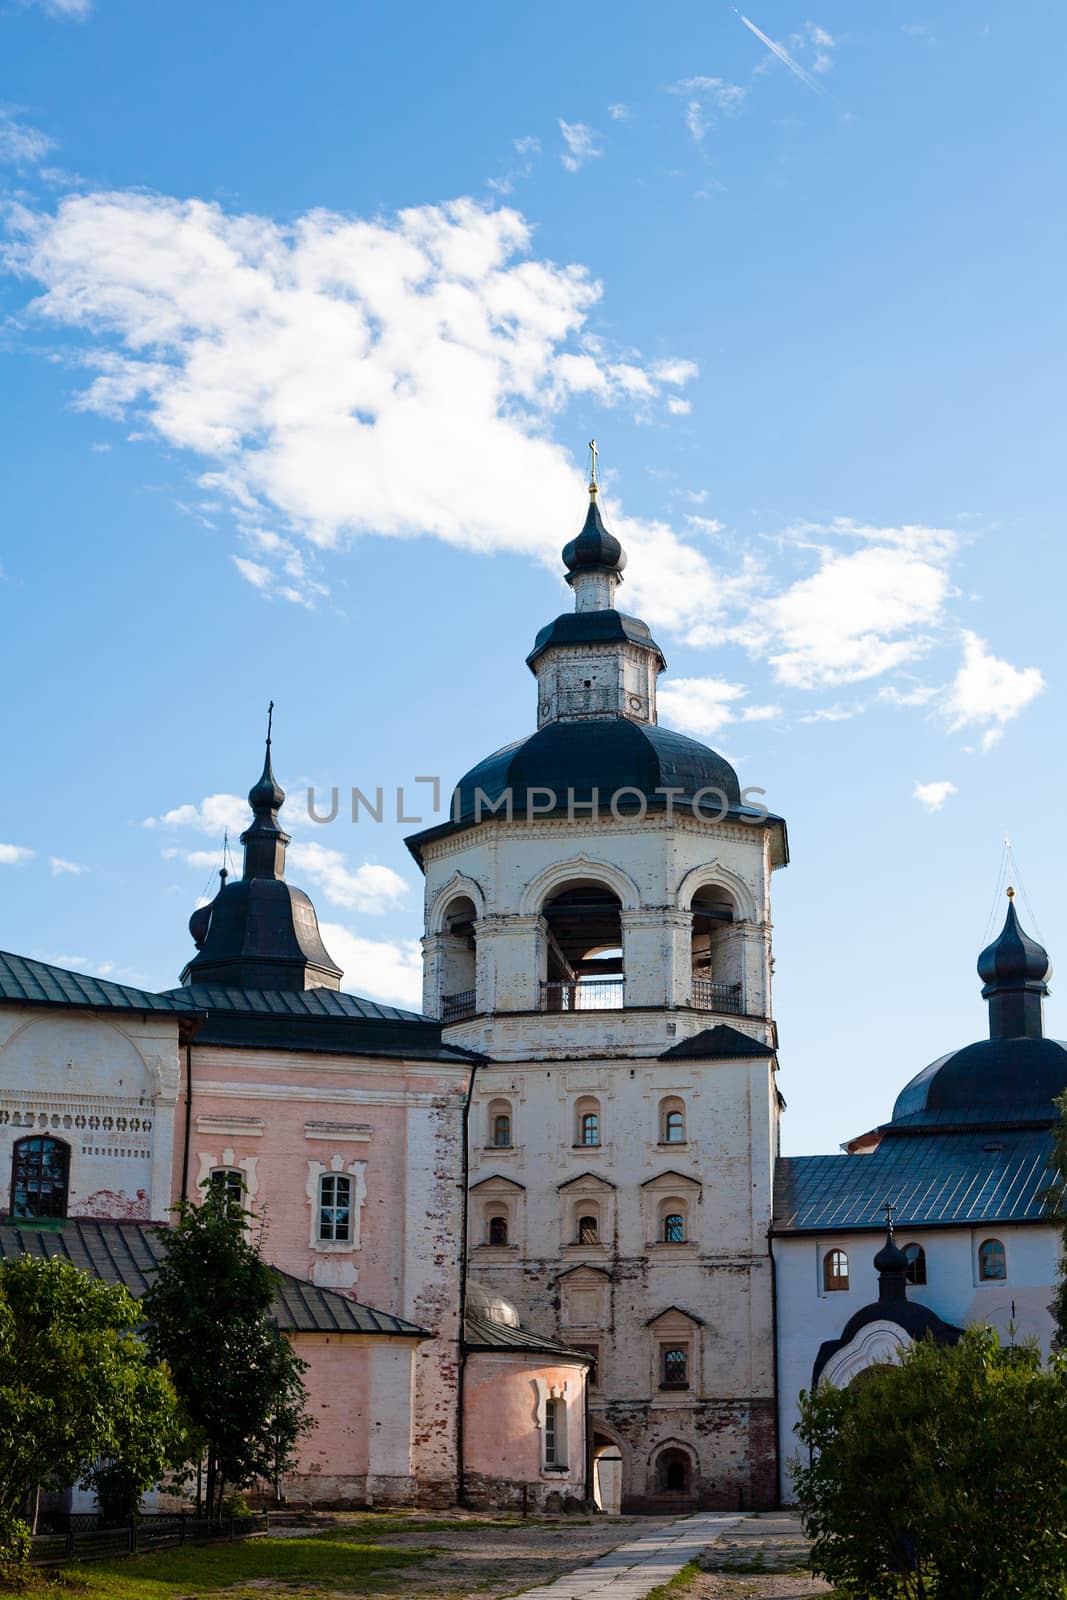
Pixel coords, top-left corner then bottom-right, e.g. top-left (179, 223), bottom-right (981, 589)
top-left (0, 952), bottom-right (199, 1015)
top-left (0, 1219), bottom-right (428, 1336)
top-left (526, 610), bottom-right (665, 671)
top-left (463, 1310), bottom-right (593, 1362)
top-left (774, 1128), bottom-right (1055, 1234)
top-left (660, 1024), bottom-right (775, 1061)
top-left (167, 984), bottom-right (427, 1023)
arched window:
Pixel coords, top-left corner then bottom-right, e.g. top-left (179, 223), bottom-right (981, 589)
top-left (656, 1448), bottom-right (692, 1494)
top-left (543, 1396), bottom-right (566, 1467)
top-left (578, 1214), bottom-right (599, 1244)
top-left (209, 1167), bottom-right (244, 1210)
top-left (487, 1097), bottom-right (513, 1149)
top-left (979, 1238), bottom-right (1006, 1282)
top-left (660, 1097), bottom-right (686, 1144)
top-left (663, 1212), bottom-right (685, 1244)
top-left (823, 1248), bottom-right (849, 1292)
top-left (542, 881), bottom-right (624, 1011)
top-left (488, 1214), bottom-right (509, 1246)
top-left (440, 894), bottom-right (478, 1022)
top-left (11, 1135), bottom-right (69, 1220)
top-left (575, 1097), bottom-right (601, 1147)
top-left (318, 1172), bottom-right (353, 1242)
top-left (690, 885), bottom-right (743, 1015)
top-left (903, 1242), bottom-right (927, 1286)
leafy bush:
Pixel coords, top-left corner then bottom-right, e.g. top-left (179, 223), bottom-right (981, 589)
top-left (793, 1327), bottom-right (1067, 1600)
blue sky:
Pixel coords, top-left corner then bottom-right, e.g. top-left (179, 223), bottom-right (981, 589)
top-left (1, 0), bottom-right (1064, 1153)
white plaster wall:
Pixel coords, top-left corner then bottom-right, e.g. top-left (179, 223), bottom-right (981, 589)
top-left (0, 1008), bottom-right (181, 1220)
top-left (774, 1223), bottom-right (1059, 1502)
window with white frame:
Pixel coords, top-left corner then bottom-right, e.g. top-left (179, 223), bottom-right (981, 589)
top-left (543, 1395), bottom-right (567, 1467)
top-left (487, 1097), bottom-right (513, 1148)
top-left (318, 1172), bottom-right (353, 1242)
top-left (209, 1167), bottom-right (244, 1211)
top-left (575, 1096), bottom-right (601, 1147)
top-left (660, 1097), bottom-right (686, 1144)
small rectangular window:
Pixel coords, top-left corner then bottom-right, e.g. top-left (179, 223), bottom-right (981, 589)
top-left (661, 1345), bottom-right (689, 1389)
top-left (544, 1396), bottom-right (565, 1467)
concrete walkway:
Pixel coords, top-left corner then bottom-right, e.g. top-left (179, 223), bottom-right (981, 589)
top-left (512, 1513), bottom-right (750, 1599)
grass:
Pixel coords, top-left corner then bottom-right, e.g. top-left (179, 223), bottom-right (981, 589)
top-left (643, 1559), bottom-right (701, 1598)
top-left (5, 1527), bottom-right (437, 1600)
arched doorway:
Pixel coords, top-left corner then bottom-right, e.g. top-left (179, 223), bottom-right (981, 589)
top-left (542, 881), bottom-right (624, 1011)
top-left (592, 1432), bottom-right (624, 1515)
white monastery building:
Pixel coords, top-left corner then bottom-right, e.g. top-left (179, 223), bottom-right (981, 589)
top-left (0, 464), bottom-right (1064, 1515)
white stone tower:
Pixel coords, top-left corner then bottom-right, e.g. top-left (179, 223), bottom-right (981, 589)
top-left (407, 461), bottom-right (788, 1510)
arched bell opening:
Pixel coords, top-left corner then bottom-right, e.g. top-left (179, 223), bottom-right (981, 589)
top-left (541, 881), bottom-right (624, 1012)
top-left (689, 886), bottom-right (742, 1014)
top-left (439, 894), bottom-right (478, 1022)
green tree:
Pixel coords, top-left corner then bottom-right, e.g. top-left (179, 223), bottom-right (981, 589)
top-left (0, 1255), bottom-right (184, 1556)
top-left (793, 1327), bottom-right (1067, 1599)
top-left (143, 1188), bottom-right (313, 1516)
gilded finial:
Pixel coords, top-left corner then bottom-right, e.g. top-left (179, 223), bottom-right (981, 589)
top-left (588, 438), bottom-right (599, 498)
top-left (1007, 885), bottom-right (1016, 901)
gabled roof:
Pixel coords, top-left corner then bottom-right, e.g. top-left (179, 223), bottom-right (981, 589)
top-left (659, 1024), bottom-right (775, 1061)
top-left (646, 1304), bottom-right (705, 1327)
top-left (166, 983), bottom-right (427, 1023)
top-left (469, 1174), bottom-right (526, 1192)
top-left (558, 1170), bottom-right (616, 1190)
top-left (641, 1168), bottom-right (701, 1188)
top-left (0, 952), bottom-right (199, 1016)
top-left (774, 1128), bottom-right (1056, 1234)
top-left (463, 1310), bottom-right (594, 1363)
top-left (0, 1219), bottom-right (427, 1337)
top-left (554, 1262), bottom-right (611, 1281)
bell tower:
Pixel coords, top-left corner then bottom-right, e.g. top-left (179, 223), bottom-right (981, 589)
top-left (407, 466), bottom-right (789, 1512)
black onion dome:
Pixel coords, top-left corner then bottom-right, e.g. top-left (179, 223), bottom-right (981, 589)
top-left (873, 1233), bottom-right (909, 1276)
top-left (179, 878), bottom-right (342, 992)
top-left (562, 497), bottom-right (626, 576)
top-left (978, 899), bottom-right (1051, 991)
top-left (188, 902), bottom-right (212, 951)
top-left (248, 744), bottom-right (286, 818)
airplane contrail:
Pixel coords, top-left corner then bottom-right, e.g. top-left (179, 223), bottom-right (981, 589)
top-left (734, 8), bottom-right (825, 94)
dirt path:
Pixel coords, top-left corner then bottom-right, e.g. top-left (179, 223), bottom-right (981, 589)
top-left (335, 1513), bottom-right (677, 1600)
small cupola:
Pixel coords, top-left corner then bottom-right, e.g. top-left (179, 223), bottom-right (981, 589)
top-left (873, 1220), bottom-right (909, 1305)
top-left (178, 707), bottom-right (342, 993)
top-left (977, 889), bottom-right (1050, 1040)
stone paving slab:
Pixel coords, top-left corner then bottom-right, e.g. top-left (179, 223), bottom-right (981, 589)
top-left (512, 1513), bottom-right (750, 1599)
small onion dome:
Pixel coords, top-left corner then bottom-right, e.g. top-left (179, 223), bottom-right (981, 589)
top-left (248, 746), bottom-right (285, 817)
top-left (873, 1232), bottom-right (909, 1277)
top-left (562, 495), bottom-right (627, 577)
top-left (188, 901), bottom-right (212, 950)
top-left (978, 896), bottom-right (1051, 993)
top-left (465, 1279), bottom-right (521, 1328)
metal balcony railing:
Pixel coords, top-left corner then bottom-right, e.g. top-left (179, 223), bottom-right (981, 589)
top-left (441, 990), bottom-right (477, 1023)
top-left (542, 979), bottom-right (626, 1013)
top-left (691, 978), bottom-right (743, 1015)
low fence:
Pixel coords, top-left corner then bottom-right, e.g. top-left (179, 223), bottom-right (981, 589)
top-left (29, 1511), bottom-right (269, 1567)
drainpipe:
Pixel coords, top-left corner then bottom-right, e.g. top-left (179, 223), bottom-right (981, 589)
top-left (455, 1053), bottom-right (479, 1507)
top-left (180, 1038), bottom-right (194, 1204)
top-left (768, 1225), bottom-right (782, 1509)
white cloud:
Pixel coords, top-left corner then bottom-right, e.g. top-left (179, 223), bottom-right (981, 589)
top-left (913, 779), bottom-right (957, 813)
top-left (18, 0), bottom-right (91, 17)
top-left (144, 793), bottom-right (249, 836)
top-left (49, 857), bottom-right (87, 876)
top-left (747, 522), bottom-right (958, 690)
top-left (161, 847), bottom-right (222, 870)
top-left (319, 922), bottom-right (424, 1009)
top-left (286, 842), bottom-right (408, 914)
top-left (0, 844), bottom-right (34, 865)
top-left (667, 397), bottom-right (691, 415)
top-left (559, 120), bottom-right (603, 171)
top-left (658, 676), bottom-right (779, 738)
top-left (608, 103), bottom-right (631, 121)
top-left (0, 110), bottom-right (55, 166)
top-left (942, 631), bottom-right (1045, 750)
top-left (666, 77), bottom-right (747, 145)
top-left (877, 683), bottom-right (937, 707)
top-left (5, 191), bottom-right (706, 623)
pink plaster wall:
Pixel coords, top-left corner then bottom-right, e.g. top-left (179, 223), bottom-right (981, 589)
top-left (290, 1334), bottom-right (373, 1480)
top-left (464, 1353), bottom-right (587, 1491)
